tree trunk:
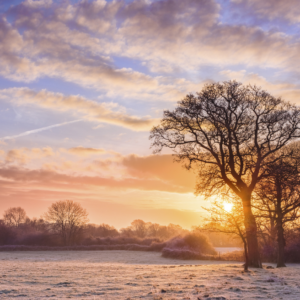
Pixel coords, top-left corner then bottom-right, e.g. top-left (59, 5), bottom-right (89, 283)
top-left (243, 238), bottom-right (249, 272)
top-left (275, 176), bottom-right (286, 267)
top-left (242, 195), bottom-right (262, 268)
top-left (276, 214), bottom-right (286, 267)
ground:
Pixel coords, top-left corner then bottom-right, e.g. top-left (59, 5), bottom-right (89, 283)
top-left (0, 251), bottom-right (299, 299)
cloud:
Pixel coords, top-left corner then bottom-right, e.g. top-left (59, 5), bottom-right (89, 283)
top-left (3, 147), bottom-right (55, 165)
top-left (0, 152), bottom-right (196, 193)
top-left (0, 88), bottom-right (158, 131)
top-left (5, 149), bottom-right (29, 164)
top-left (0, 165), bottom-right (193, 194)
top-left (122, 154), bottom-right (196, 191)
top-left (67, 147), bottom-right (107, 156)
top-left (220, 70), bottom-right (300, 104)
top-left (233, 0), bottom-right (300, 24)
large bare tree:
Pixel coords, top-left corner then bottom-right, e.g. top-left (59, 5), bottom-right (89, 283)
top-left (45, 200), bottom-right (89, 246)
top-left (150, 81), bottom-right (300, 267)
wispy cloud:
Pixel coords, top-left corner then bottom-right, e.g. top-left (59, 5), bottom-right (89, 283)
top-left (1, 119), bottom-right (83, 141)
top-left (0, 88), bottom-right (158, 131)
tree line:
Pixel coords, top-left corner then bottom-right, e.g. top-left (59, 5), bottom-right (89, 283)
top-left (150, 80), bottom-right (300, 269)
top-left (0, 201), bottom-right (201, 246)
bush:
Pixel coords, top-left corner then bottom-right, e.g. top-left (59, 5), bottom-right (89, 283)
top-left (81, 236), bottom-right (161, 246)
top-left (165, 232), bottom-right (217, 255)
top-left (0, 244), bottom-right (163, 252)
top-left (220, 250), bottom-right (244, 262)
top-left (162, 248), bottom-right (208, 260)
top-left (0, 223), bottom-right (16, 245)
top-left (260, 244), bottom-right (277, 263)
top-left (285, 241), bottom-right (300, 263)
top-left (16, 232), bottom-right (62, 247)
top-left (161, 232), bottom-right (217, 260)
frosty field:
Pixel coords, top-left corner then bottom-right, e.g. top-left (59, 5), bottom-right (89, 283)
top-left (0, 251), bottom-right (299, 299)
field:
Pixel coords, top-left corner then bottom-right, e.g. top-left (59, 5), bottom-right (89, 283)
top-left (0, 250), bottom-right (299, 299)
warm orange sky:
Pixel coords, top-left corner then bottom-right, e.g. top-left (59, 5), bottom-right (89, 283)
top-left (1, 0), bottom-right (300, 228)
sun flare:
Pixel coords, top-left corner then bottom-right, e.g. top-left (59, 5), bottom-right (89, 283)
top-left (223, 202), bottom-right (233, 212)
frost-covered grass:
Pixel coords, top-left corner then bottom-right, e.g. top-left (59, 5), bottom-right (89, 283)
top-left (0, 251), bottom-right (300, 299)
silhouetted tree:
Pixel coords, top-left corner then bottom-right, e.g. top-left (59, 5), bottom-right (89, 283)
top-left (150, 81), bottom-right (300, 267)
top-left (3, 207), bottom-right (27, 228)
top-left (254, 144), bottom-right (300, 267)
top-left (44, 200), bottom-right (89, 245)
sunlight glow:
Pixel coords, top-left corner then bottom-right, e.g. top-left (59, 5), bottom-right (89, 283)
top-left (223, 202), bottom-right (233, 212)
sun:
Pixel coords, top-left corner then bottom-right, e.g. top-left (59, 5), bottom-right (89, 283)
top-left (223, 202), bottom-right (233, 212)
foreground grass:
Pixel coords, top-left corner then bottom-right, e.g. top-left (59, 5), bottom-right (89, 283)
top-left (0, 251), bottom-right (299, 299)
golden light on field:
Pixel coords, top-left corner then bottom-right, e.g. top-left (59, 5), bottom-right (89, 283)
top-left (223, 202), bottom-right (233, 212)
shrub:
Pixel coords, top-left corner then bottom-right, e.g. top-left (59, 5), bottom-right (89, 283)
top-left (285, 241), bottom-right (300, 263)
top-left (220, 250), bottom-right (244, 262)
top-left (81, 236), bottom-right (161, 246)
top-left (165, 232), bottom-right (217, 255)
top-left (161, 232), bottom-right (217, 260)
top-left (16, 232), bottom-right (62, 247)
top-left (162, 248), bottom-right (208, 260)
top-left (260, 244), bottom-right (277, 263)
top-left (0, 223), bottom-right (16, 245)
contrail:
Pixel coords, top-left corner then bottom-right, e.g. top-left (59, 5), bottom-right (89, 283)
top-left (1, 119), bottom-right (83, 141)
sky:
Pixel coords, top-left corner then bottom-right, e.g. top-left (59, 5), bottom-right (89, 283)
top-left (1, 0), bottom-right (300, 229)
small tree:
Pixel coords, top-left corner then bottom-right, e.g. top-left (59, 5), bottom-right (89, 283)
top-left (202, 199), bottom-right (249, 271)
top-left (150, 81), bottom-right (300, 267)
top-left (44, 200), bottom-right (88, 245)
top-left (3, 207), bottom-right (27, 228)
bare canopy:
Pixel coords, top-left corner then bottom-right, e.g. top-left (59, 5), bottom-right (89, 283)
top-left (44, 200), bottom-right (89, 246)
top-left (150, 81), bottom-right (300, 267)
top-left (3, 207), bottom-right (27, 228)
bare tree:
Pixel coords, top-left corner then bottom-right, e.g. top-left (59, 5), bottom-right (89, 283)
top-left (44, 200), bottom-right (89, 245)
top-left (150, 81), bottom-right (300, 267)
top-left (147, 223), bottom-right (161, 237)
top-left (3, 207), bottom-right (27, 228)
top-left (131, 219), bottom-right (147, 238)
top-left (254, 145), bottom-right (300, 267)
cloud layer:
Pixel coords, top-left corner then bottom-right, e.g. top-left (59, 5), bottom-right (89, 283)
top-left (1, 0), bottom-right (300, 93)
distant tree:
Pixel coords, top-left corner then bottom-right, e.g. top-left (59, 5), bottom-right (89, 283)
top-left (28, 218), bottom-right (48, 232)
top-left (119, 227), bottom-right (134, 237)
top-left (3, 207), bottom-right (27, 228)
top-left (150, 81), bottom-right (300, 267)
top-left (147, 223), bottom-right (160, 237)
top-left (131, 219), bottom-right (147, 238)
top-left (44, 200), bottom-right (88, 245)
top-left (166, 223), bottom-right (185, 237)
top-left (95, 224), bottom-right (119, 237)
top-left (254, 144), bottom-right (300, 267)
